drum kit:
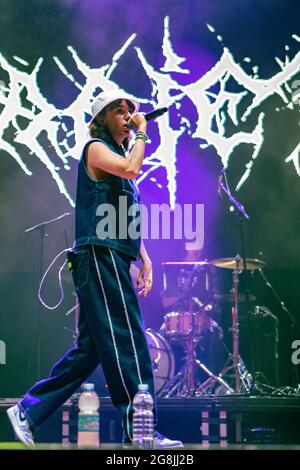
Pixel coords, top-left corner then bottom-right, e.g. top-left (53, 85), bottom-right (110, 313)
top-left (63, 251), bottom-right (269, 397)
top-left (147, 255), bottom-right (266, 397)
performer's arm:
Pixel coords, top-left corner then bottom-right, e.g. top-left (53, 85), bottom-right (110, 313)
top-left (88, 114), bottom-right (148, 180)
top-left (137, 239), bottom-right (153, 297)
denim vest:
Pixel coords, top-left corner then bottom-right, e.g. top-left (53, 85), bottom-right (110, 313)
top-left (74, 137), bottom-right (141, 260)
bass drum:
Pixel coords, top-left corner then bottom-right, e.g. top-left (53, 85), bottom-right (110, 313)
top-left (145, 328), bottom-right (175, 396)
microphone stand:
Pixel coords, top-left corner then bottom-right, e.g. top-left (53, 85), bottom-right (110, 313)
top-left (25, 211), bottom-right (74, 380)
top-left (218, 172), bottom-right (258, 393)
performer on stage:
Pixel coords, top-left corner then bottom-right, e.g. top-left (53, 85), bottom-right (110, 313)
top-left (7, 89), bottom-right (183, 449)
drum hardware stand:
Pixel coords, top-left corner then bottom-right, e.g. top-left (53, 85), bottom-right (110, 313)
top-left (232, 257), bottom-right (241, 392)
top-left (218, 170), bottom-right (258, 393)
top-left (161, 328), bottom-right (234, 397)
top-left (161, 267), bottom-right (233, 397)
top-left (206, 256), bottom-right (253, 394)
top-left (195, 256), bottom-right (254, 395)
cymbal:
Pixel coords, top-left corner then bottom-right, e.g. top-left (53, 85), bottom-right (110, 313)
top-left (214, 292), bottom-right (256, 303)
top-left (210, 257), bottom-right (265, 270)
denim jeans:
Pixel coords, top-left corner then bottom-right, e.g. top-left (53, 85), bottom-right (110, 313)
top-left (20, 244), bottom-right (156, 442)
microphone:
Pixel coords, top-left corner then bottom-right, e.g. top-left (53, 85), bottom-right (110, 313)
top-left (144, 107), bottom-right (168, 121)
top-left (127, 107), bottom-right (168, 129)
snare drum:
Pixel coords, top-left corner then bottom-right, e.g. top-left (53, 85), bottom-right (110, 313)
top-left (163, 310), bottom-right (211, 338)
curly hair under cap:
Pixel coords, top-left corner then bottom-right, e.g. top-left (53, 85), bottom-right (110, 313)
top-left (89, 99), bottom-right (135, 151)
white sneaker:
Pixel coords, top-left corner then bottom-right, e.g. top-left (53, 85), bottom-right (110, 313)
top-left (153, 431), bottom-right (183, 449)
top-left (124, 431), bottom-right (183, 449)
top-left (7, 405), bottom-right (35, 447)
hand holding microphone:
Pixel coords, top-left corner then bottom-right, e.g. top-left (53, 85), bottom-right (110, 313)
top-left (127, 113), bottom-right (148, 132)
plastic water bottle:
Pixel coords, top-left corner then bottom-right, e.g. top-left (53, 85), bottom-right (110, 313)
top-left (132, 383), bottom-right (154, 449)
top-left (77, 383), bottom-right (100, 448)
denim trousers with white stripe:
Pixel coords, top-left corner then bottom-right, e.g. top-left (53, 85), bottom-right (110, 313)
top-left (19, 244), bottom-right (157, 442)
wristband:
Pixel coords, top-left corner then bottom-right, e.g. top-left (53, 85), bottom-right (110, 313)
top-left (135, 133), bottom-right (149, 142)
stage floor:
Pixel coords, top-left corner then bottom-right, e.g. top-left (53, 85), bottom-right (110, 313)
top-left (1, 395), bottom-right (300, 446)
top-left (0, 443), bottom-right (300, 450)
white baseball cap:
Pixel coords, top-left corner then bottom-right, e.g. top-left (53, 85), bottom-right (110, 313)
top-left (88, 89), bottom-right (139, 126)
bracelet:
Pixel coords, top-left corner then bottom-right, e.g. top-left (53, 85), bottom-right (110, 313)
top-left (136, 130), bottom-right (148, 137)
top-left (135, 133), bottom-right (148, 142)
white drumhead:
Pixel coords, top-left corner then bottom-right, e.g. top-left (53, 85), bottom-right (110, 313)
top-left (145, 328), bottom-right (175, 395)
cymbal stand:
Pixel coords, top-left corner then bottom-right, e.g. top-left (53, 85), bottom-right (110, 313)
top-left (209, 255), bottom-right (253, 394)
top-left (218, 171), bottom-right (257, 391)
top-left (232, 256), bottom-right (241, 392)
top-left (194, 258), bottom-right (245, 395)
